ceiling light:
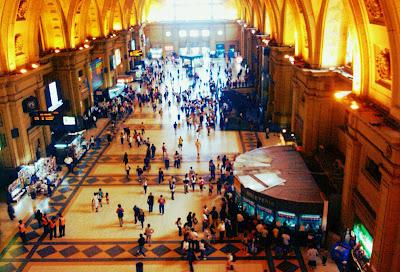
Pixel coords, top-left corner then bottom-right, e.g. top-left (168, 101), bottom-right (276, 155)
top-left (31, 63), bottom-right (39, 69)
top-left (20, 69), bottom-right (28, 74)
top-left (55, 49), bottom-right (60, 53)
top-left (84, 44), bottom-right (90, 48)
top-left (79, 46), bottom-right (83, 50)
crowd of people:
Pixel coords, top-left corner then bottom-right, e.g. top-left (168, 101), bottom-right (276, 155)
top-left (12, 56), bottom-right (327, 272)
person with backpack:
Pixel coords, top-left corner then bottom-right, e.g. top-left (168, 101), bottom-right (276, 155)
top-left (116, 204), bottom-right (124, 227)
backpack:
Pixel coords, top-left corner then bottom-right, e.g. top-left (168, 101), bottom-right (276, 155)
top-left (117, 208), bottom-right (124, 217)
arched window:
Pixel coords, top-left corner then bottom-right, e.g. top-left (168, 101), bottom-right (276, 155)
top-left (146, 0), bottom-right (238, 22)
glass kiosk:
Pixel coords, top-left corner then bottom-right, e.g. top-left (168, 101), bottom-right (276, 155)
top-left (242, 197), bottom-right (255, 216)
top-left (299, 214), bottom-right (322, 231)
top-left (257, 205), bottom-right (274, 224)
top-left (276, 211), bottom-right (297, 228)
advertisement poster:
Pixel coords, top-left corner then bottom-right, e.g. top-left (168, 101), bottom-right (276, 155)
top-left (90, 58), bottom-right (104, 90)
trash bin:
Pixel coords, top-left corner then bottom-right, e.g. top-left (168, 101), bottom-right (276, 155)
top-left (136, 262), bottom-right (143, 272)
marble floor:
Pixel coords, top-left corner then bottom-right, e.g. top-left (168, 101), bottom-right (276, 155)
top-left (0, 61), bottom-right (338, 272)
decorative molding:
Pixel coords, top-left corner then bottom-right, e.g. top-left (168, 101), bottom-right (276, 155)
top-left (16, 0), bottom-right (28, 21)
top-left (15, 34), bottom-right (24, 56)
top-left (374, 46), bottom-right (391, 89)
top-left (364, 0), bottom-right (385, 25)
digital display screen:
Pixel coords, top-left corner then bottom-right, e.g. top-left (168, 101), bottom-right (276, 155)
top-left (90, 58), bottom-right (104, 90)
top-left (46, 81), bottom-right (63, 112)
top-left (63, 116), bottom-right (76, 126)
top-left (353, 219), bottom-right (373, 258)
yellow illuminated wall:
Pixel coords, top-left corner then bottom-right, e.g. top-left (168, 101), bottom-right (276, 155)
top-left (321, 0), bottom-right (347, 67)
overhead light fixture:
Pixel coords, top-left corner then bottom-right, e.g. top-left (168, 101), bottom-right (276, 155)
top-left (20, 69), bottom-right (28, 74)
top-left (282, 129), bottom-right (287, 133)
top-left (79, 46), bottom-right (83, 50)
top-left (85, 39), bottom-right (89, 43)
top-left (55, 49), bottom-right (60, 53)
top-left (31, 63), bottom-right (39, 69)
top-left (92, 37), bottom-right (96, 40)
top-left (84, 44), bottom-right (90, 48)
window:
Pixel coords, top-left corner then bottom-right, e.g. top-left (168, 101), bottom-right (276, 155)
top-left (365, 157), bottom-right (381, 184)
top-left (146, 0), bottom-right (238, 22)
top-left (217, 30), bottom-right (224, 36)
top-left (165, 31), bottom-right (172, 37)
top-left (178, 30), bottom-right (187, 38)
top-left (189, 30), bottom-right (199, 37)
top-left (201, 30), bottom-right (210, 37)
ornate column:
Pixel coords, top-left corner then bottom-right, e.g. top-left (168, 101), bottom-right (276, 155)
top-left (52, 48), bottom-right (91, 115)
top-left (340, 119), bottom-right (361, 228)
top-left (370, 169), bottom-right (400, 272)
top-left (290, 68), bottom-right (352, 154)
top-left (268, 46), bottom-right (294, 128)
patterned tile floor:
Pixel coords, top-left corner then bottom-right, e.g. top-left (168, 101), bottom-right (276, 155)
top-left (0, 64), bottom-right (337, 272)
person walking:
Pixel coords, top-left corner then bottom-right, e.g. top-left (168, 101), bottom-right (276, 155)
top-left (151, 144), bottom-right (156, 159)
top-left (170, 181), bottom-right (176, 200)
top-left (92, 193), bottom-right (99, 212)
top-left (162, 142), bottom-right (167, 159)
top-left (7, 204), bottom-right (15, 220)
top-left (98, 188), bottom-right (103, 207)
top-left (178, 136), bottom-right (183, 150)
top-left (42, 213), bottom-right (49, 237)
top-left (143, 179), bottom-right (148, 194)
top-left (116, 204), bottom-right (124, 227)
top-left (195, 138), bottom-right (201, 158)
top-left (158, 168), bottom-right (164, 184)
top-left (18, 220), bottom-right (27, 244)
top-left (307, 246), bottom-right (319, 270)
top-left (34, 209), bottom-right (43, 227)
top-left (147, 193), bottom-right (154, 212)
top-left (133, 205), bottom-right (140, 224)
top-left (125, 163), bottom-right (131, 178)
top-left (137, 234), bottom-right (146, 256)
top-left (187, 248), bottom-right (196, 272)
top-left (176, 217), bottom-right (183, 236)
top-left (138, 209), bottom-right (145, 229)
top-left (58, 213), bottom-right (65, 237)
top-left (218, 220), bottom-right (226, 241)
top-left (49, 217), bottom-right (57, 240)
top-left (158, 195), bottom-right (166, 215)
top-left (123, 152), bottom-right (129, 165)
top-left (144, 224), bottom-right (154, 244)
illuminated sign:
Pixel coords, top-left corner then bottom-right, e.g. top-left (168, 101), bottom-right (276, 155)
top-left (31, 111), bottom-right (60, 126)
top-left (353, 219), bottom-right (373, 259)
top-left (129, 50), bottom-right (143, 57)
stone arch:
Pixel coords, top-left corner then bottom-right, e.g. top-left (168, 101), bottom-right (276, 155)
top-left (110, 0), bottom-right (124, 31)
top-left (381, 0), bottom-right (400, 118)
top-left (281, 0), bottom-right (304, 56)
top-left (39, 0), bottom-right (68, 50)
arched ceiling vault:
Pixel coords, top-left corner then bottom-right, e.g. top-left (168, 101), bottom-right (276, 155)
top-left (0, 0), bottom-right (399, 117)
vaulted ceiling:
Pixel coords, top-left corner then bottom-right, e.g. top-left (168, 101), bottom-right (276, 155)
top-left (0, 0), bottom-right (400, 118)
